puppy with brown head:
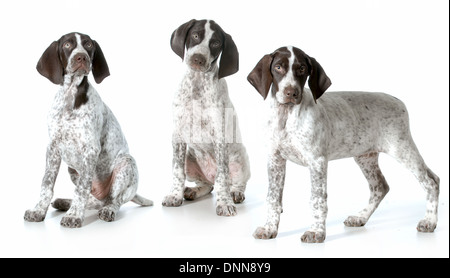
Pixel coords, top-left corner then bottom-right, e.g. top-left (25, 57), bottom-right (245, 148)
top-left (24, 32), bottom-right (152, 228)
top-left (163, 20), bottom-right (250, 217)
top-left (248, 46), bottom-right (439, 242)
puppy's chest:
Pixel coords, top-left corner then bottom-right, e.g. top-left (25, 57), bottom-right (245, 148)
top-left (174, 75), bottom-right (224, 139)
top-left (179, 74), bottom-right (219, 102)
top-left (271, 111), bottom-right (312, 166)
top-left (48, 95), bottom-right (101, 154)
top-left (273, 130), bottom-right (308, 166)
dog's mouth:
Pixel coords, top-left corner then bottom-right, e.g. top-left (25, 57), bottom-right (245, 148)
top-left (189, 63), bottom-right (210, 72)
top-left (71, 63), bottom-right (90, 75)
top-left (188, 62), bottom-right (212, 73)
top-left (276, 92), bottom-right (303, 105)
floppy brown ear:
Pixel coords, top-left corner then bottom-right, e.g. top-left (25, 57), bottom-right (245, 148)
top-left (218, 33), bottom-right (239, 79)
top-left (36, 41), bottom-right (64, 85)
top-left (306, 55), bottom-right (331, 102)
top-left (170, 19), bottom-right (197, 60)
top-left (247, 54), bottom-right (273, 100)
top-left (92, 40), bottom-right (110, 84)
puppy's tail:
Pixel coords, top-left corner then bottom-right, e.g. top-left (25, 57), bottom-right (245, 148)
top-left (131, 194), bottom-right (154, 206)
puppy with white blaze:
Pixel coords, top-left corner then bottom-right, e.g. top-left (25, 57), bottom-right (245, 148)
top-left (24, 32), bottom-right (153, 228)
top-left (248, 46), bottom-right (439, 243)
top-left (163, 19), bottom-right (251, 216)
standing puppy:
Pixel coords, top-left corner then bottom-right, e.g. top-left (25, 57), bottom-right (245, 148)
top-left (247, 46), bottom-right (439, 242)
top-left (24, 32), bottom-right (153, 228)
top-left (163, 19), bottom-right (250, 216)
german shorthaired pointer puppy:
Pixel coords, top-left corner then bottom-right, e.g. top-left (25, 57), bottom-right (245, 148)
top-left (24, 32), bottom-right (153, 228)
top-left (248, 46), bottom-right (440, 242)
top-left (163, 19), bottom-right (251, 216)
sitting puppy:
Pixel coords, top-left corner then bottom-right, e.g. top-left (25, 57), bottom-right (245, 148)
top-left (247, 46), bottom-right (440, 242)
top-left (162, 19), bottom-right (251, 216)
top-left (24, 32), bottom-right (153, 228)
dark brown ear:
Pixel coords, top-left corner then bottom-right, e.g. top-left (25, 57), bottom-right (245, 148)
top-left (306, 55), bottom-right (331, 102)
top-left (92, 40), bottom-right (110, 84)
top-left (218, 33), bottom-right (239, 79)
top-left (36, 41), bottom-right (64, 85)
top-left (170, 19), bottom-right (197, 60)
top-left (247, 54), bottom-right (273, 100)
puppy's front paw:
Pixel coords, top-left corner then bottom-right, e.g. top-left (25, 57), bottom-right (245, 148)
top-left (216, 204), bottom-right (237, 216)
top-left (417, 219), bottom-right (437, 233)
top-left (60, 215), bottom-right (83, 228)
top-left (24, 209), bottom-right (46, 222)
top-left (162, 194), bottom-right (183, 207)
top-left (301, 230), bottom-right (326, 243)
top-left (253, 225), bottom-right (278, 239)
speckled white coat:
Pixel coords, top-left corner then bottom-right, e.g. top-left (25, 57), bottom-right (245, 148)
top-left (249, 46), bottom-right (440, 243)
top-left (163, 20), bottom-right (250, 216)
top-left (24, 33), bottom-right (152, 228)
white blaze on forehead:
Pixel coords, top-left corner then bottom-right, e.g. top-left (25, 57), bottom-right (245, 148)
top-left (287, 46), bottom-right (295, 68)
top-left (75, 33), bottom-right (82, 48)
top-left (71, 33), bottom-right (89, 57)
top-left (278, 46), bottom-right (297, 89)
top-left (203, 21), bottom-right (214, 46)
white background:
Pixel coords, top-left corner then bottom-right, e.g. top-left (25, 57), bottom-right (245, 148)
top-left (0, 0), bottom-right (448, 258)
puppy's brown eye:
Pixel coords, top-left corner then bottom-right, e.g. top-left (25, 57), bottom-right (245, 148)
top-left (274, 65), bottom-right (284, 74)
top-left (300, 65), bottom-right (306, 72)
top-left (85, 42), bottom-right (93, 48)
top-left (192, 33), bottom-right (199, 40)
top-left (64, 42), bottom-right (72, 49)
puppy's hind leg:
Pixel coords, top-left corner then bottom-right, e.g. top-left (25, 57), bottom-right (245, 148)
top-left (229, 151), bottom-right (251, 204)
top-left (345, 152), bottom-right (389, 227)
top-left (98, 154), bottom-right (152, 222)
top-left (184, 182), bottom-right (214, 200)
top-left (229, 163), bottom-right (249, 204)
top-left (183, 151), bottom-right (214, 201)
top-left (387, 139), bottom-right (439, 232)
top-left (230, 182), bottom-right (246, 204)
top-left (52, 199), bottom-right (72, 211)
top-left (52, 196), bottom-right (104, 211)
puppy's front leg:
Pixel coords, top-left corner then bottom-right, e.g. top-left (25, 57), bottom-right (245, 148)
top-left (254, 151), bottom-right (286, 239)
top-left (215, 143), bottom-right (236, 216)
top-left (301, 159), bottom-right (328, 243)
top-left (162, 142), bottom-right (187, 207)
top-left (24, 143), bottom-right (61, 222)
